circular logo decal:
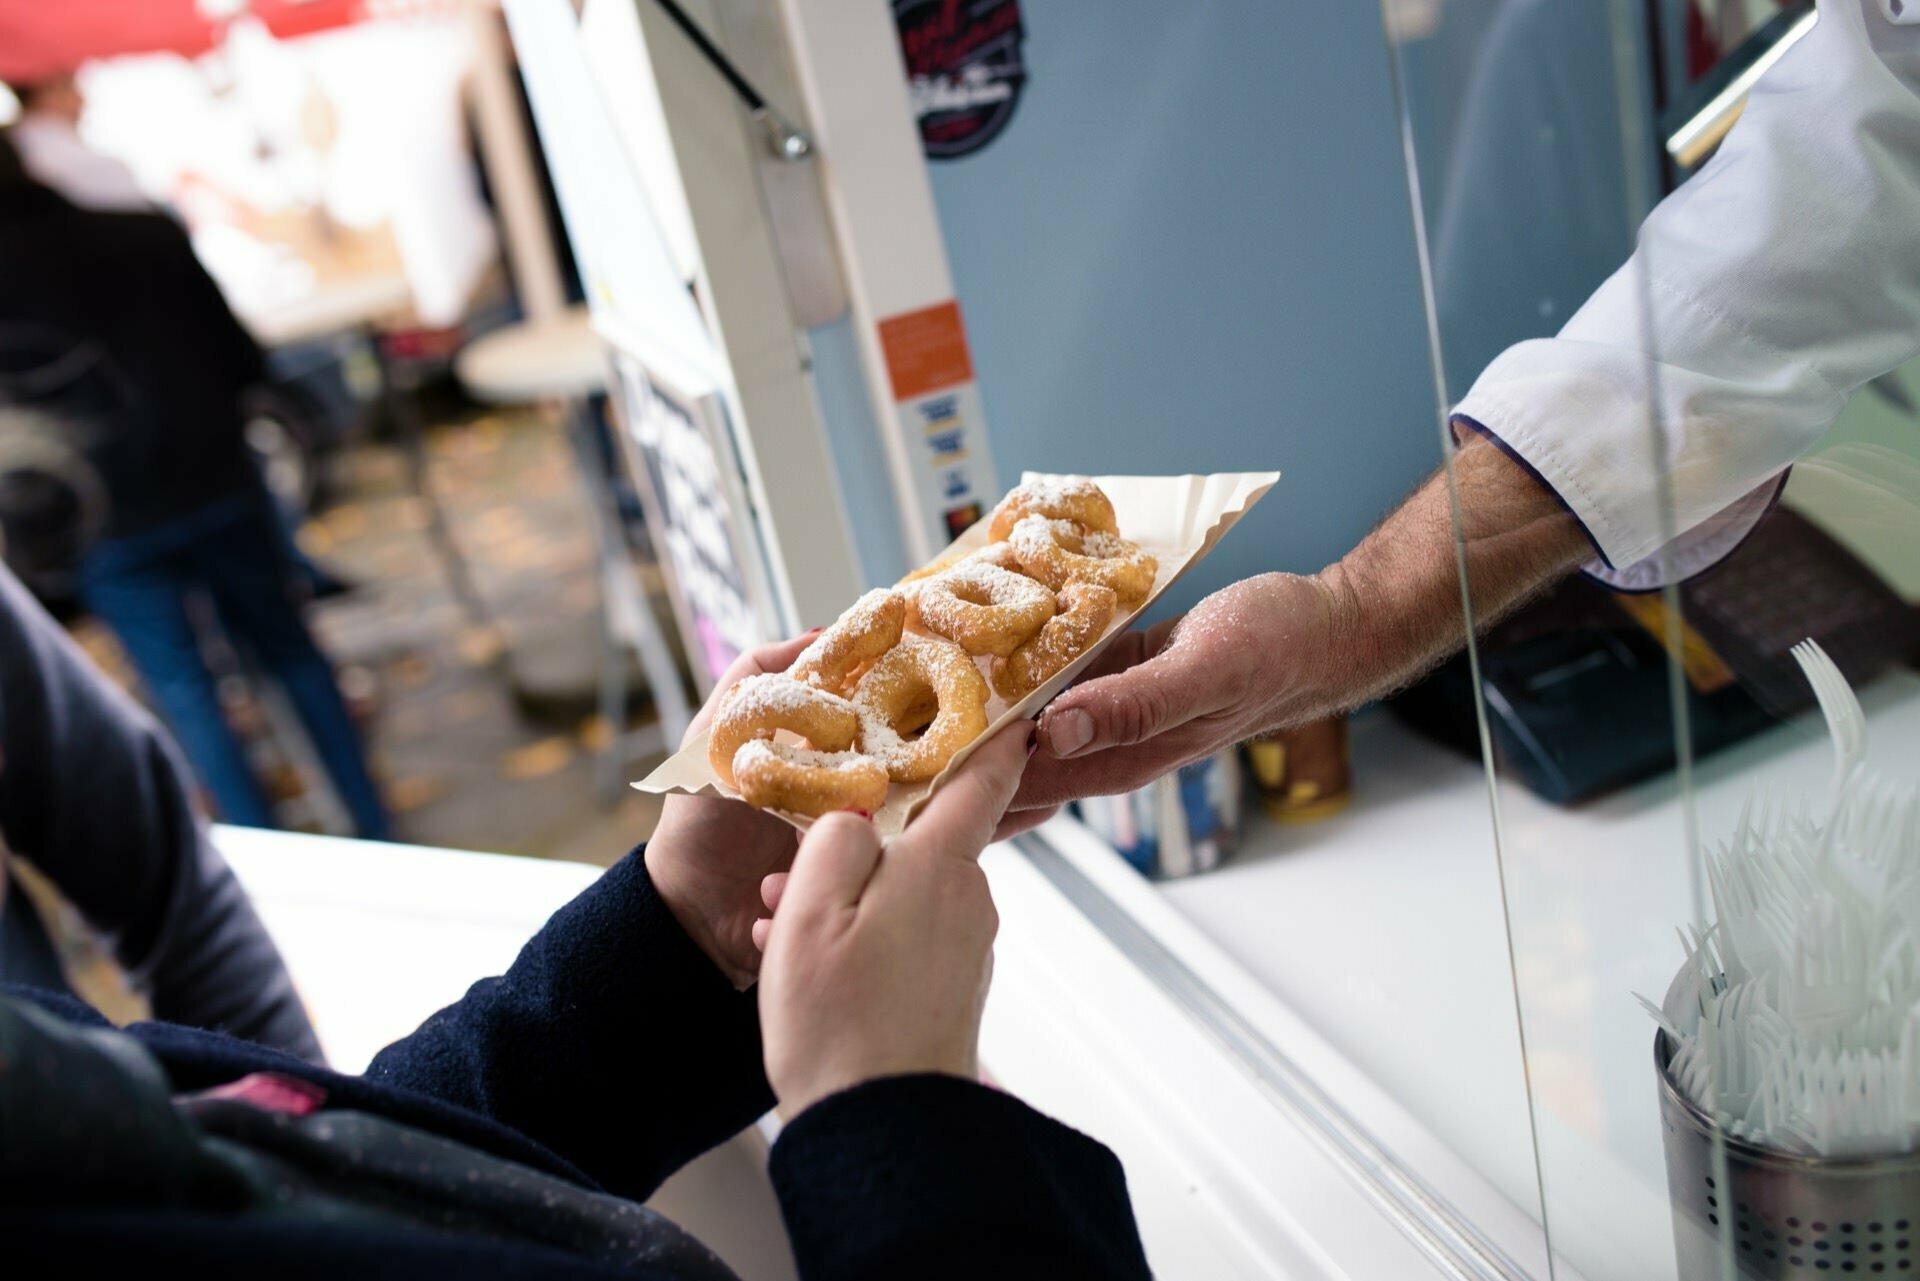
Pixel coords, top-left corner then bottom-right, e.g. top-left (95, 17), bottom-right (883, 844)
top-left (893, 0), bottom-right (1027, 160)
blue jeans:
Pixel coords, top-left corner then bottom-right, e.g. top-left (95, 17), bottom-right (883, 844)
top-left (79, 492), bottom-right (390, 839)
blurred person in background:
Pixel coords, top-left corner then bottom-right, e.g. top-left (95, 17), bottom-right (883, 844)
top-left (0, 562), bottom-right (322, 1062)
top-left (5, 72), bottom-right (148, 212)
top-left (0, 131), bottom-right (390, 839)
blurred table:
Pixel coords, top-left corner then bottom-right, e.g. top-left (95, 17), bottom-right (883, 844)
top-left (455, 307), bottom-right (605, 398)
top-left (235, 273), bottom-right (413, 350)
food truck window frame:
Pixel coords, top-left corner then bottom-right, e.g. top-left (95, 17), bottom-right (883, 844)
top-left (606, 345), bottom-right (785, 695)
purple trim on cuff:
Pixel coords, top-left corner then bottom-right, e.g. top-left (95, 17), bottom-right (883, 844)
top-left (1589, 467), bottom-right (1792, 596)
top-left (1448, 413), bottom-right (1614, 569)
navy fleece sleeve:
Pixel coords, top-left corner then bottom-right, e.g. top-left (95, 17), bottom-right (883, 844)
top-left (0, 566), bottom-right (321, 1062)
top-left (363, 849), bottom-right (773, 1201)
top-left (770, 1074), bottom-right (1152, 1281)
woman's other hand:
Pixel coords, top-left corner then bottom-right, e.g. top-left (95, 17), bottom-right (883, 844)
top-left (644, 633), bottom-right (817, 988)
top-left (755, 720), bottom-right (1032, 1120)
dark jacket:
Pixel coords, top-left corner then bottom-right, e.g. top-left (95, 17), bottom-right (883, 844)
top-left (4, 844), bottom-right (1153, 1280)
top-left (0, 562), bottom-right (320, 1058)
top-left (0, 181), bottom-right (264, 539)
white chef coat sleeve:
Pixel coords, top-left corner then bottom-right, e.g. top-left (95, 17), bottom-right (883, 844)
top-left (1451, 0), bottom-right (1920, 592)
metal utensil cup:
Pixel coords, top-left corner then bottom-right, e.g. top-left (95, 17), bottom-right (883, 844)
top-left (1656, 1032), bottom-right (1920, 1279)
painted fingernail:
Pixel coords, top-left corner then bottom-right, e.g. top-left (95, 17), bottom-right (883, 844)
top-left (844, 807), bottom-right (873, 819)
top-left (804, 626), bottom-right (825, 637)
top-left (1047, 708), bottom-right (1095, 757)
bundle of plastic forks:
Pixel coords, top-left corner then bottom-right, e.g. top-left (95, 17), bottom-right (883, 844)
top-left (1643, 641), bottom-right (1920, 1157)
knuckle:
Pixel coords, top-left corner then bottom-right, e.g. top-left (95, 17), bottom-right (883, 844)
top-left (1107, 683), bottom-right (1170, 746)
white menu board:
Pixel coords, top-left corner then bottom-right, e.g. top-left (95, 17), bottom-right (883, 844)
top-left (609, 350), bottom-right (780, 691)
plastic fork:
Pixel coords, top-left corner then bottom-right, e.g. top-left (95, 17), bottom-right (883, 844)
top-left (1792, 639), bottom-right (1867, 817)
top-left (1785, 896), bottom-right (1867, 1035)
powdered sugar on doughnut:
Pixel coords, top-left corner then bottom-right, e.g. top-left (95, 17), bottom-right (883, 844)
top-left (1006, 476), bottom-right (1106, 509)
top-left (1008, 514), bottom-right (1155, 605)
top-left (791, 590), bottom-right (905, 694)
top-left (911, 560), bottom-right (1053, 658)
top-left (726, 673), bottom-right (856, 718)
top-left (987, 476), bottom-right (1117, 541)
top-left (732, 739), bottom-right (879, 775)
top-left (853, 706), bottom-right (911, 772)
top-left (851, 634), bottom-right (989, 780)
top-left (924, 560), bottom-right (1050, 607)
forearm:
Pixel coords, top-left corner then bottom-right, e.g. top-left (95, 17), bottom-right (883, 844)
top-left (771, 1075), bottom-right (1151, 1281)
top-left (0, 569), bottom-right (319, 1060)
top-left (1456, 2), bottom-right (1920, 580)
top-left (364, 848), bottom-right (774, 1200)
top-left (1314, 435), bottom-right (1590, 711)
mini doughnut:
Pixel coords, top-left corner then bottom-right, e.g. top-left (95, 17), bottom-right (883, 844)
top-left (1008, 516), bottom-right (1157, 608)
top-left (895, 540), bottom-right (1025, 587)
top-left (965, 541), bottom-right (1026, 572)
top-left (707, 674), bottom-right (859, 790)
top-left (897, 549), bottom-right (967, 586)
top-left (791, 589), bottom-right (906, 696)
top-left (988, 477), bottom-right (1119, 543)
top-left (992, 581), bottom-right (1118, 701)
top-left (909, 560), bottom-right (1055, 658)
top-left (731, 740), bottom-right (890, 817)
top-left (854, 635), bottom-right (990, 782)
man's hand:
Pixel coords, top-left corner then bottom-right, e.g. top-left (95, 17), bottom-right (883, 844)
top-left (1014, 574), bottom-right (1350, 810)
top-left (754, 720), bottom-right (1032, 1120)
top-left (645, 634), bottom-right (818, 989)
top-left (1014, 435), bottom-right (1591, 812)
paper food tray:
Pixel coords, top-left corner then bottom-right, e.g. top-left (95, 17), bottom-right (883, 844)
top-left (636, 470), bottom-right (1280, 838)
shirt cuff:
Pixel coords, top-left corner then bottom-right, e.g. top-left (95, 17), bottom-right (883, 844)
top-left (1450, 407), bottom-right (1786, 592)
top-left (769, 1073), bottom-right (1151, 1279)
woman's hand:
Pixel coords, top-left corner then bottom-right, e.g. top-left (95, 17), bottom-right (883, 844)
top-left (644, 634), bottom-right (817, 989)
top-left (754, 721), bottom-right (1033, 1120)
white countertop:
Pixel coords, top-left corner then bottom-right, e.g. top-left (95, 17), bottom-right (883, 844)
top-left (1158, 671), bottom-right (1920, 1280)
top-left (215, 827), bottom-right (601, 1073)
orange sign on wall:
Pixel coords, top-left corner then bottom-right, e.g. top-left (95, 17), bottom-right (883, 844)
top-left (877, 300), bottom-right (976, 401)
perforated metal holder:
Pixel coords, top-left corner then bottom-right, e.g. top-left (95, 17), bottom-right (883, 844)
top-left (1657, 1033), bottom-right (1920, 1279)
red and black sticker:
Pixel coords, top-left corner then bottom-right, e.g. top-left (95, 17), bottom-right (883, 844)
top-left (943, 502), bottom-right (984, 539)
top-left (893, 0), bottom-right (1026, 161)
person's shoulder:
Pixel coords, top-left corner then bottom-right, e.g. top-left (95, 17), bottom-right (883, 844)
top-left (66, 206), bottom-right (201, 280)
top-left (85, 205), bottom-right (191, 248)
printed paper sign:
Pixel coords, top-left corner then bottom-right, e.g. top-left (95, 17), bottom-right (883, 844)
top-left (877, 301), bottom-right (999, 552)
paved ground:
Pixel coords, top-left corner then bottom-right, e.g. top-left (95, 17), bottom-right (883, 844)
top-left (76, 408), bottom-right (668, 867)
top-left (304, 409), bottom-right (668, 864)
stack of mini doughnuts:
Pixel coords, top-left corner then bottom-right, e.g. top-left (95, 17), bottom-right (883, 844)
top-left (708, 477), bottom-right (1156, 817)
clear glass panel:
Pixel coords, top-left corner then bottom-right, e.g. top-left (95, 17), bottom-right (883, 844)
top-left (1382, 5), bottom-right (1684, 1276)
top-left (1389, 2), bottom-right (1920, 1278)
top-left (915, 2), bottom-right (1559, 1272)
